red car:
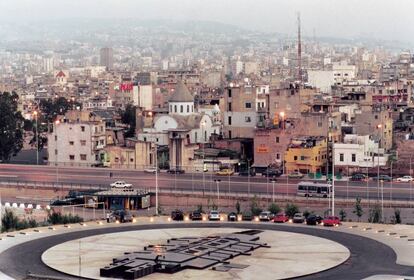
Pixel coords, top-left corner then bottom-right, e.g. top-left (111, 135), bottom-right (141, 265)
top-left (273, 213), bottom-right (290, 223)
top-left (322, 216), bottom-right (341, 227)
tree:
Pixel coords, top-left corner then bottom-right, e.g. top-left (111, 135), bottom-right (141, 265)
top-left (339, 209), bottom-right (347, 221)
top-left (0, 92), bottom-right (24, 162)
top-left (393, 208), bottom-right (401, 224)
top-left (285, 203), bottom-right (299, 218)
top-left (250, 195), bottom-right (262, 216)
top-left (368, 204), bottom-right (381, 223)
top-left (39, 97), bottom-right (79, 123)
top-left (121, 104), bottom-right (136, 137)
top-left (235, 201), bottom-right (241, 214)
top-left (268, 203), bottom-right (281, 215)
top-left (353, 197), bottom-right (364, 222)
top-left (1, 209), bottom-right (19, 232)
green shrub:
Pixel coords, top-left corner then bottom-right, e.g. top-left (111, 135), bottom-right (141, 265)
top-left (285, 203), bottom-right (299, 218)
top-left (268, 203), bottom-right (281, 215)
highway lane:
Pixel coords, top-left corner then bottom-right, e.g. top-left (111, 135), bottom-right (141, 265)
top-left (0, 164), bottom-right (414, 201)
top-left (0, 223), bottom-right (413, 280)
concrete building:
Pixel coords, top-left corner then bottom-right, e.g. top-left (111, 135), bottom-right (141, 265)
top-left (48, 110), bottom-right (106, 167)
top-left (100, 47), bottom-right (114, 69)
top-left (284, 136), bottom-right (327, 175)
top-left (133, 84), bottom-right (153, 110)
top-left (333, 134), bottom-right (386, 174)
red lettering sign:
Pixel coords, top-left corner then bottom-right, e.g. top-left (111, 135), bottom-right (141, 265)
top-left (120, 83), bottom-right (133, 92)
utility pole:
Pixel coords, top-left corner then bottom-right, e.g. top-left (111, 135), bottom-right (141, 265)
top-left (155, 144), bottom-right (159, 215)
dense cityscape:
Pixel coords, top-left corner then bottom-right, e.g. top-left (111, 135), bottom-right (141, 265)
top-left (0, 1), bottom-right (414, 279)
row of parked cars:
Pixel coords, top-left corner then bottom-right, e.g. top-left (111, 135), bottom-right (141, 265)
top-left (350, 173), bottom-right (414, 182)
top-left (170, 209), bottom-right (341, 227)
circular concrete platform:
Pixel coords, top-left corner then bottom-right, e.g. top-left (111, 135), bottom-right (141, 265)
top-left (42, 227), bottom-right (350, 280)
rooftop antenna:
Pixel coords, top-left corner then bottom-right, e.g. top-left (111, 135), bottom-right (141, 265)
top-left (297, 12), bottom-right (302, 83)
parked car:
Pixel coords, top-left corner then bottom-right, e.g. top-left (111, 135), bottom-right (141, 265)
top-left (262, 168), bottom-right (282, 177)
top-left (144, 167), bottom-right (159, 174)
top-left (292, 212), bottom-right (305, 223)
top-left (110, 210), bottom-right (134, 223)
top-left (242, 211), bottom-right (253, 221)
top-left (322, 216), bottom-right (341, 227)
top-left (397, 176), bottom-right (414, 182)
top-left (216, 169), bottom-right (234, 176)
top-left (167, 168), bottom-right (185, 174)
top-left (239, 169), bottom-right (256, 176)
top-left (208, 210), bottom-right (221, 221)
top-left (227, 212), bottom-right (238, 221)
top-left (306, 214), bottom-right (323, 225)
top-left (189, 211), bottom-right (203, 221)
top-left (350, 173), bottom-right (368, 182)
top-left (288, 171), bottom-right (304, 179)
top-left (110, 181), bottom-right (132, 188)
top-left (171, 210), bottom-right (184, 221)
top-left (273, 213), bottom-right (290, 223)
top-left (372, 175), bottom-right (392, 182)
top-left (259, 211), bottom-right (274, 221)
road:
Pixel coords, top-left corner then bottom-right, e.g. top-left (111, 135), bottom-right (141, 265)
top-left (0, 223), bottom-right (413, 280)
top-left (0, 164), bottom-right (414, 201)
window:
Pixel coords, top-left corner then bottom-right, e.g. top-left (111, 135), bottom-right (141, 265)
top-left (245, 116), bottom-right (251, 123)
top-left (80, 154), bottom-right (87, 161)
top-left (204, 131), bottom-right (207, 141)
top-left (80, 140), bottom-right (86, 146)
top-left (352, 154), bottom-right (356, 162)
top-left (317, 122), bottom-right (322, 127)
top-left (228, 89), bottom-right (232, 97)
top-left (55, 149), bottom-right (58, 155)
top-left (180, 105), bottom-right (183, 113)
top-left (300, 156), bottom-right (305, 160)
top-left (245, 102), bottom-right (252, 109)
top-left (100, 139), bottom-right (104, 145)
top-left (95, 127), bottom-right (98, 133)
top-left (174, 105), bottom-right (177, 112)
top-left (276, 137), bottom-right (279, 143)
top-left (100, 126), bottom-right (103, 132)
top-left (54, 135), bottom-right (57, 141)
top-left (228, 116), bottom-right (232, 125)
top-left (339, 153), bottom-right (344, 162)
top-left (276, 153), bottom-right (280, 159)
top-left (69, 155), bottom-right (75, 160)
top-left (81, 126), bottom-right (85, 132)
top-left (170, 105), bottom-right (172, 112)
top-left (187, 105), bottom-right (190, 113)
top-left (294, 156), bottom-right (298, 161)
top-left (69, 141), bottom-right (74, 146)
top-left (195, 132), bottom-right (198, 142)
top-left (228, 130), bottom-right (232, 139)
top-left (228, 102), bottom-right (232, 111)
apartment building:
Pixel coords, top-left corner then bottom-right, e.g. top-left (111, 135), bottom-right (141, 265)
top-left (48, 110), bottom-right (106, 167)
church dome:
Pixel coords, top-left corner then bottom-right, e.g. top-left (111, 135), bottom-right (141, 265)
top-left (169, 80), bottom-right (194, 102)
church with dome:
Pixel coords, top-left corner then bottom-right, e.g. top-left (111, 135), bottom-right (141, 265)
top-left (137, 80), bottom-right (221, 172)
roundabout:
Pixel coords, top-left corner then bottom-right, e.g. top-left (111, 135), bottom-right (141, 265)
top-left (0, 221), bottom-right (414, 279)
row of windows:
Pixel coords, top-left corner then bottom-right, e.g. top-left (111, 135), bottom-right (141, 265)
top-left (228, 116), bottom-right (252, 125)
top-left (68, 154), bottom-right (88, 161)
top-left (170, 104), bottom-right (194, 113)
top-left (339, 153), bottom-right (356, 162)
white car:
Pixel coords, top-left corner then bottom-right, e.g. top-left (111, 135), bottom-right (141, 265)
top-left (110, 181), bottom-right (132, 188)
top-left (208, 210), bottom-right (221, 221)
top-left (144, 167), bottom-right (158, 174)
top-left (396, 176), bottom-right (414, 182)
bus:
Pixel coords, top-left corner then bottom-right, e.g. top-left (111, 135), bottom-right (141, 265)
top-left (297, 181), bottom-right (331, 198)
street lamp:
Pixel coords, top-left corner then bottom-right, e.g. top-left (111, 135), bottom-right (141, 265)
top-left (33, 111), bottom-right (39, 165)
top-left (201, 120), bottom-right (206, 192)
top-left (380, 179), bottom-right (384, 222)
top-left (154, 143), bottom-right (159, 216)
top-left (270, 178), bottom-right (277, 202)
top-left (55, 120), bottom-right (60, 196)
top-left (377, 124), bottom-right (382, 201)
top-left (214, 179), bottom-right (221, 208)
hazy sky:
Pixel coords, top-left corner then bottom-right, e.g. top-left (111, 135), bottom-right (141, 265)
top-left (1, 0), bottom-right (413, 42)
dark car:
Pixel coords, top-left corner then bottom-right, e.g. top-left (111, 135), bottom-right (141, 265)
top-left (239, 169), bottom-right (256, 176)
top-left (350, 173), bottom-right (367, 182)
top-left (168, 168), bottom-right (185, 174)
top-left (189, 211), bottom-right (203, 221)
top-left (306, 214), bottom-right (323, 225)
top-left (262, 169), bottom-right (282, 177)
top-left (227, 212), bottom-right (238, 221)
top-left (111, 210), bottom-right (134, 223)
top-left (372, 175), bottom-right (392, 182)
top-left (171, 210), bottom-right (184, 221)
top-left (242, 211), bottom-right (253, 221)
